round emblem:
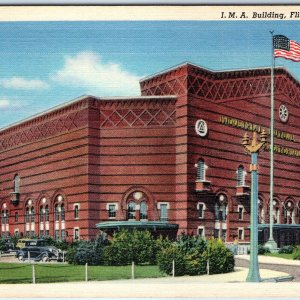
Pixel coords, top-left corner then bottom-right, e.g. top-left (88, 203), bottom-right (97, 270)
top-left (133, 191), bottom-right (143, 200)
top-left (279, 104), bottom-right (288, 123)
top-left (195, 119), bottom-right (208, 137)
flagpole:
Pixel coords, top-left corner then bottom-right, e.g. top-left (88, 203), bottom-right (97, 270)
top-left (265, 31), bottom-right (278, 251)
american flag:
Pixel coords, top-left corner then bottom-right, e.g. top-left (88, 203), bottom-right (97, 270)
top-left (273, 35), bottom-right (300, 62)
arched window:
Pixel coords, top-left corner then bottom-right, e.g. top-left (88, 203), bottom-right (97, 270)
top-left (128, 201), bottom-right (136, 220)
top-left (258, 199), bottom-right (264, 224)
top-left (215, 194), bottom-right (227, 221)
top-left (14, 175), bottom-right (20, 193)
top-left (1, 205), bottom-right (9, 237)
top-left (39, 200), bottom-right (50, 237)
top-left (283, 200), bottom-right (294, 224)
top-left (272, 200), bottom-right (280, 224)
top-left (25, 200), bottom-right (35, 237)
top-left (54, 195), bottom-right (66, 241)
top-left (237, 165), bottom-right (246, 186)
top-left (197, 159), bottom-right (207, 181)
top-left (140, 201), bottom-right (148, 220)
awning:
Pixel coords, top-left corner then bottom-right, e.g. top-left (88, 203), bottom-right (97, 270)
top-left (258, 224), bottom-right (300, 229)
top-left (96, 220), bottom-right (179, 231)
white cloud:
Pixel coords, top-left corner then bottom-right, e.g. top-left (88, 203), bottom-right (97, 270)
top-left (0, 98), bottom-right (24, 110)
top-left (52, 51), bottom-right (140, 96)
top-left (1, 77), bottom-right (49, 90)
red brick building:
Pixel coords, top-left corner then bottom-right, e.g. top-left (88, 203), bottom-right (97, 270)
top-left (1, 63), bottom-right (300, 245)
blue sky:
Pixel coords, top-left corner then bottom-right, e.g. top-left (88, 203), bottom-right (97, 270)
top-left (1, 20), bottom-right (300, 128)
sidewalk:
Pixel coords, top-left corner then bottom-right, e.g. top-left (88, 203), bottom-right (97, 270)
top-left (0, 255), bottom-right (299, 298)
top-left (236, 254), bottom-right (300, 266)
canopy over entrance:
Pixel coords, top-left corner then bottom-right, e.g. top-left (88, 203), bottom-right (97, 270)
top-left (96, 221), bottom-right (179, 239)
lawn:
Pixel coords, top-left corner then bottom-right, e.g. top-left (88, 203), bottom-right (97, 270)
top-left (0, 263), bottom-right (165, 284)
top-left (264, 252), bottom-right (294, 260)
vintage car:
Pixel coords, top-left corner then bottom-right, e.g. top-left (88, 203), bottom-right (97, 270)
top-left (15, 245), bottom-right (63, 262)
top-left (1, 238), bottom-right (15, 252)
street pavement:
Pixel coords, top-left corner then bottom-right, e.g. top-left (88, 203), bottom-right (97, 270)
top-left (0, 255), bottom-right (299, 298)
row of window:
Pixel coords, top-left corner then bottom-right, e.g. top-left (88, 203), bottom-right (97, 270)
top-left (197, 160), bottom-right (247, 186)
top-left (107, 202), bottom-right (169, 221)
top-left (197, 227), bottom-right (245, 241)
top-left (3, 227), bottom-right (81, 241)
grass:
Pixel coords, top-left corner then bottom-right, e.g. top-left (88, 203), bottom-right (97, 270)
top-left (0, 263), bottom-right (165, 284)
top-left (264, 252), bottom-right (294, 260)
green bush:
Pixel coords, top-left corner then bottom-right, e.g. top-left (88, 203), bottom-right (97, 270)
top-left (66, 234), bottom-right (107, 265)
top-left (257, 245), bottom-right (270, 255)
top-left (157, 244), bottom-right (186, 276)
top-left (103, 229), bottom-right (157, 265)
top-left (292, 246), bottom-right (300, 260)
top-left (185, 249), bottom-right (207, 276)
top-left (204, 238), bottom-right (234, 275)
top-left (279, 245), bottom-right (295, 254)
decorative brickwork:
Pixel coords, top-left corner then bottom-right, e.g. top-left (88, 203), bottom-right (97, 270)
top-left (141, 63), bottom-right (300, 107)
top-left (0, 110), bottom-right (88, 151)
top-left (99, 99), bottom-right (176, 128)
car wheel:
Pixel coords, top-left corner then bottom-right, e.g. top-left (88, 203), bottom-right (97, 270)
top-left (42, 255), bottom-right (49, 262)
top-left (18, 255), bottom-right (23, 261)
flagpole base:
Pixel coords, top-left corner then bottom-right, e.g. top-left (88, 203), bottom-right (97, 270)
top-left (264, 238), bottom-right (278, 253)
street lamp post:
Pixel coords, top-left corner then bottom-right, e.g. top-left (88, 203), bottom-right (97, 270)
top-left (242, 130), bottom-right (267, 282)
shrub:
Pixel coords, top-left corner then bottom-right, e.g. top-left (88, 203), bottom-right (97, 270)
top-left (103, 229), bottom-right (157, 265)
top-left (185, 249), bottom-right (207, 276)
top-left (292, 246), bottom-right (300, 260)
top-left (177, 233), bottom-right (207, 255)
top-left (279, 245), bottom-right (295, 254)
top-left (204, 238), bottom-right (234, 275)
top-left (66, 234), bottom-right (107, 265)
top-left (157, 244), bottom-right (186, 276)
top-left (258, 245), bottom-right (271, 255)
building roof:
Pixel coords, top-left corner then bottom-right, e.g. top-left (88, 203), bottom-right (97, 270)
top-left (140, 61), bottom-right (298, 83)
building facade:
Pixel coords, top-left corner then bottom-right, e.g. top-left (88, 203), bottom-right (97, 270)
top-left (1, 62), bottom-right (300, 245)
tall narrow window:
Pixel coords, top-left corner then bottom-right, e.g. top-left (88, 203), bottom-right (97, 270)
top-left (25, 200), bottom-right (35, 237)
top-left (39, 200), bottom-right (50, 237)
top-left (108, 204), bottom-right (116, 218)
top-left (55, 204), bottom-right (59, 221)
top-left (74, 228), bottom-right (79, 240)
top-left (40, 206), bottom-right (44, 222)
top-left (197, 159), bottom-right (206, 181)
top-left (61, 204), bottom-right (65, 221)
top-left (25, 207), bottom-right (30, 223)
top-left (198, 203), bottom-right (205, 219)
top-left (31, 207), bottom-right (35, 222)
top-left (45, 205), bottom-right (49, 222)
top-left (237, 165), bottom-right (246, 186)
top-left (238, 206), bottom-right (244, 220)
top-left (74, 205), bottom-right (79, 219)
top-left (127, 202), bottom-right (136, 220)
top-left (140, 201), bottom-right (148, 220)
top-left (159, 204), bottom-right (168, 222)
top-left (14, 175), bottom-right (20, 193)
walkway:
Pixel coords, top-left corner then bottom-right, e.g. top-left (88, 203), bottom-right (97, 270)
top-left (0, 255), bottom-right (299, 298)
top-left (236, 254), bottom-right (300, 281)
